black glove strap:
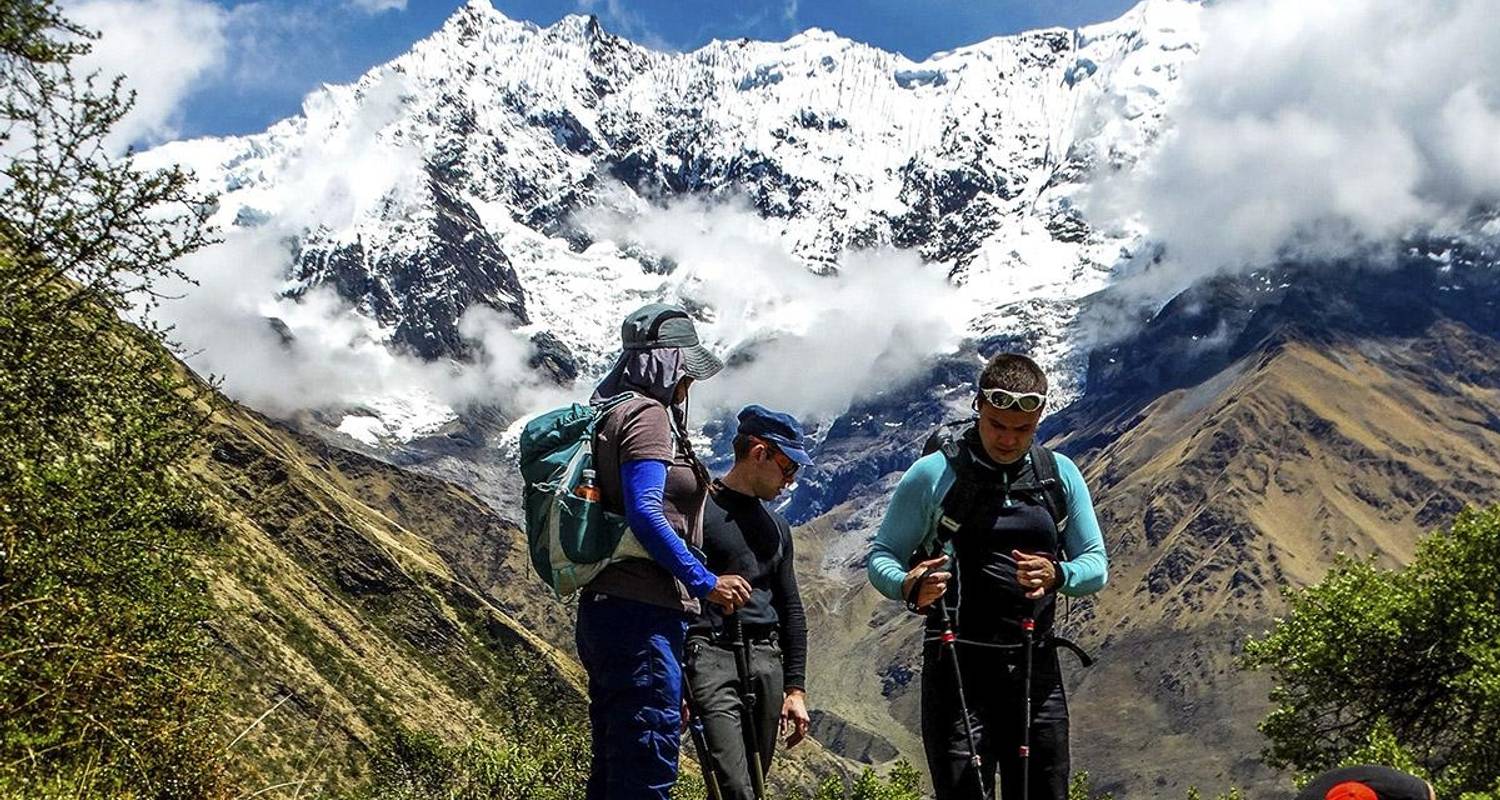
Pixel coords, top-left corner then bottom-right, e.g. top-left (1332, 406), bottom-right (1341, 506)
top-left (905, 566), bottom-right (938, 614)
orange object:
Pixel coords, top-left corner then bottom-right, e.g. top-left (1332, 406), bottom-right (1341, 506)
top-left (1325, 782), bottom-right (1379, 800)
top-left (575, 468), bottom-right (601, 502)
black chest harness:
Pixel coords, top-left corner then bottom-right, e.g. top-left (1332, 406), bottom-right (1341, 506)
top-left (906, 425), bottom-right (1092, 666)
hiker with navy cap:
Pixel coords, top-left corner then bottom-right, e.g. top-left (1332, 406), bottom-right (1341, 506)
top-left (684, 405), bottom-right (814, 800)
top-left (578, 302), bottom-right (753, 800)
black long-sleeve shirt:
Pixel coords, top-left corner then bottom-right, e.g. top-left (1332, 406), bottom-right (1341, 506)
top-left (689, 481), bottom-right (808, 691)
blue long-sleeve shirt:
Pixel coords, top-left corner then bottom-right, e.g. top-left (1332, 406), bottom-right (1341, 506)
top-left (621, 459), bottom-right (717, 598)
top-left (867, 450), bottom-right (1108, 602)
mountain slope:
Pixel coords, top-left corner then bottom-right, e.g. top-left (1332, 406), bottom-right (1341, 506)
top-left (1060, 333), bottom-right (1500, 795)
top-left (795, 257), bottom-right (1500, 797)
top-left (1049, 258), bottom-right (1500, 796)
top-left (190, 393), bottom-right (589, 791)
top-left (194, 380), bottom-right (880, 793)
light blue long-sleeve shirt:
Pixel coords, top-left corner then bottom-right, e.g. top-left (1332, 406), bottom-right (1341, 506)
top-left (867, 449), bottom-right (1108, 602)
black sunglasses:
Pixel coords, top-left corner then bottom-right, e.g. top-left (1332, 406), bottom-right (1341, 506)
top-left (751, 437), bottom-right (799, 478)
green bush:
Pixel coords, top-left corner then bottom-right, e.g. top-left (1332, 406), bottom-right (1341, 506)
top-left (0, 1), bottom-right (225, 795)
top-left (363, 728), bottom-right (928, 800)
top-left (768, 760), bottom-right (923, 800)
top-left (0, 233), bottom-right (227, 798)
top-left (358, 704), bottom-right (590, 800)
top-left (1244, 506), bottom-right (1500, 797)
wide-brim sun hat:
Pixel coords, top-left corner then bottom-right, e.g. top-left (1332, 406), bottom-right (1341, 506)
top-left (620, 303), bottom-right (724, 380)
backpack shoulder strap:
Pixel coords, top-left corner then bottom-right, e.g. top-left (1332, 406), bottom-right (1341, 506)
top-left (1027, 442), bottom-right (1070, 539)
top-left (771, 509), bottom-right (791, 566)
top-left (589, 390), bottom-right (642, 426)
top-left (933, 431), bottom-right (985, 549)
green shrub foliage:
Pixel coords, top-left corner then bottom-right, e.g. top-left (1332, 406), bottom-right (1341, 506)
top-left (1245, 506), bottom-right (1500, 798)
top-left (0, 0), bottom-right (224, 795)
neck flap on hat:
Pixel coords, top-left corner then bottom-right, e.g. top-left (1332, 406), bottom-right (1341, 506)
top-left (591, 347), bottom-right (687, 409)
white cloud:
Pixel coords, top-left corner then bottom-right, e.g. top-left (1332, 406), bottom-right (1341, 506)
top-left (347, 0), bottom-right (406, 13)
top-left (149, 71), bottom-right (571, 423)
top-left (64, 0), bottom-right (229, 152)
top-left (579, 196), bottom-right (961, 422)
top-left (163, 226), bottom-right (567, 421)
top-left (1085, 0), bottom-right (1500, 295)
top-left (159, 178), bottom-right (957, 431)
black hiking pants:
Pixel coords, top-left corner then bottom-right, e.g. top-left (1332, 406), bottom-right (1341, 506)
top-left (684, 632), bottom-right (783, 800)
top-left (922, 639), bottom-right (1069, 800)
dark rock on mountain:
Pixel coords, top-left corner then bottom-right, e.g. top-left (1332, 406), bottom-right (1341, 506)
top-left (529, 330), bottom-right (580, 382)
top-left (807, 710), bottom-right (899, 765)
top-left (780, 352), bottom-right (978, 524)
top-left (293, 167), bottom-right (529, 361)
top-left (1057, 243), bottom-right (1500, 455)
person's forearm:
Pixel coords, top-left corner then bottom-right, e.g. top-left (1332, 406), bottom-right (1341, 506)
top-left (775, 572), bottom-right (808, 690)
top-left (1059, 547), bottom-right (1107, 595)
top-left (1058, 456), bottom-right (1108, 596)
top-left (868, 458), bottom-right (944, 601)
top-left (621, 459), bottom-right (716, 597)
top-left (867, 492), bottom-right (927, 601)
top-left (868, 540), bottom-right (911, 601)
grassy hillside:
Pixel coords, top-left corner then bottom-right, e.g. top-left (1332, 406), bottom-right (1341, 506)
top-left (189, 395), bottom-right (590, 794)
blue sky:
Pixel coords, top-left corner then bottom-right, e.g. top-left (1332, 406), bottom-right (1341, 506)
top-left (136, 0), bottom-right (1138, 140)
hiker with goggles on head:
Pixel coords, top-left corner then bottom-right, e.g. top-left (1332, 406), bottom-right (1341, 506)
top-left (683, 405), bottom-right (813, 800)
top-left (867, 352), bottom-right (1108, 800)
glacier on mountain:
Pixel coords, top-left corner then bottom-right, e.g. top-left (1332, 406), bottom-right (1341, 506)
top-left (138, 0), bottom-right (1203, 449)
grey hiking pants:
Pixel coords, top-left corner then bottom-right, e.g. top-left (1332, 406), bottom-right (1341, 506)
top-left (684, 632), bottom-right (783, 800)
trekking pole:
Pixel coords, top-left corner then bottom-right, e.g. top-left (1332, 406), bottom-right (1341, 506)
top-left (1019, 600), bottom-right (1040, 800)
top-left (689, 716), bottom-right (725, 800)
top-left (684, 671), bottom-right (725, 800)
top-left (728, 614), bottom-right (767, 800)
top-left (935, 593), bottom-right (992, 800)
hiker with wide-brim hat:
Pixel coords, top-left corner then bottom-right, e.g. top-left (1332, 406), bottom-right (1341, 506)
top-left (867, 353), bottom-right (1109, 800)
top-left (684, 404), bottom-right (815, 800)
top-left (576, 302), bottom-right (752, 800)
top-left (1296, 766), bottom-right (1435, 800)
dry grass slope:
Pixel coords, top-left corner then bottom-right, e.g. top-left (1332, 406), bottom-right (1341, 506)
top-left (187, 398), bottom-right (587, 793)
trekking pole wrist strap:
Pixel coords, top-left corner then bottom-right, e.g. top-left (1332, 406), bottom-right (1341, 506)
top-left (905, 566), bottom-right (937, 614)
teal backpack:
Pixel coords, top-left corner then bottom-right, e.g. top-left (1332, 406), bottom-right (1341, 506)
top-left (518, 393), bottom-right (649, 595)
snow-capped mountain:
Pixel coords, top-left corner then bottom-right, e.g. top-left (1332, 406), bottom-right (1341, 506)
top-left (132, 4), bottom-right (1500, 792)
top-left (142, 0), bottom-right (1203, 456)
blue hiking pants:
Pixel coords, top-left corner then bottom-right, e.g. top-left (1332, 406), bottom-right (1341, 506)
top-left (575, 591), bottom-right (689, 800)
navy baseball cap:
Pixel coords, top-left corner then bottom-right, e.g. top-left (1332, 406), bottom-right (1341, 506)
top-left (737, 404), bottom-right (813, 466)
top-left (620, 302), bottom-right (723, 380)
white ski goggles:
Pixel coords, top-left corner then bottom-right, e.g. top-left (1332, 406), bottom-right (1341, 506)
top-left (977, 387), bottom-right (1047, 413)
